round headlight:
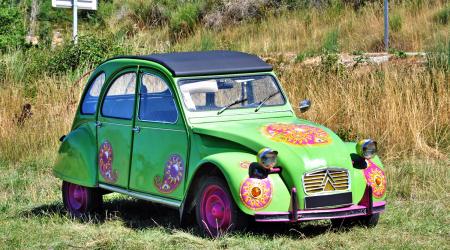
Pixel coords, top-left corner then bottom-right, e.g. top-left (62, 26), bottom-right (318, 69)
top-left (356, 139), bottom-right (377, 159)
top-left (257, 147), bottom-right (278, 168)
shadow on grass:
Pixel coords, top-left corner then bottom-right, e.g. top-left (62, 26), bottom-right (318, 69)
top-left (22, 198), bottom-right (336, 239)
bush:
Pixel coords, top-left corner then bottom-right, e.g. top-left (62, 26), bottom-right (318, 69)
top-left (127, 0), bottom-right (168, 29)
top-left (0, 4), bottom-right (25, 51)
top-left (203, 0), bottom-right (270, 30)
top-left (389, 14), bottom-right (402, 33)
top-left (295, 49), bottom-right (317, 63)
top-left (426, 39), bottom-right (449, 72)
top-left (47, 35), bottom-right (126, 74)
top-left (169, 3), bottom-right (201, 40)
top-left (433, 5), bottom-right (449, 25)
top-left (322, 28), bottom-right (339, 53)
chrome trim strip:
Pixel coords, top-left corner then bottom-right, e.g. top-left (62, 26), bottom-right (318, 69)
top-left (99, 183), bottom-right (181, 208)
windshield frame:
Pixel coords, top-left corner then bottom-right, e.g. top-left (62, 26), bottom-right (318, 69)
top-left (174, 72), bottom-right (292, 118)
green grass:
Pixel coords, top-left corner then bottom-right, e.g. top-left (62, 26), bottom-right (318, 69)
top-left (0, 154), bottom-right (448, 249)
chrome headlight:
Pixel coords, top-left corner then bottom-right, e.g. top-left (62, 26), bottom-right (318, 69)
top-left (257, 147), bottom-right (278, 168)
top-left (356, 139), bottom-right (377, 159)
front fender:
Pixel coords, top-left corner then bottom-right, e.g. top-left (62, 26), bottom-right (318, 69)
top-left (53, 123), bottom-right (98, 187)
top-left (193, 152), bottom-right (291, 215)
top-left (345, 142), bottom-right (386, 202)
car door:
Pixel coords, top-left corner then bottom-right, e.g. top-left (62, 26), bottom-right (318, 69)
top-left (97, 69), bottom-right (138, 188)
top-left (129, 69), bottom-right (188, 200)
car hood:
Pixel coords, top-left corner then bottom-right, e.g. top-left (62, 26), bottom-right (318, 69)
top-left (191, 116), bottom-right (354, 187)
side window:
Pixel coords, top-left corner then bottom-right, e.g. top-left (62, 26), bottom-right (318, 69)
top-left (81, 73), bottom-right (106, 114)
top-left (139, 74), bottom-right (178, 123)
top-left (102, 72), bottom-right (136, 119)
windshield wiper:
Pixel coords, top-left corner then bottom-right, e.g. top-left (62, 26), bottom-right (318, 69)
top-left (217, 98), bottom-right (248, 115)
top-left (255, 91), bottom-right (280, 112)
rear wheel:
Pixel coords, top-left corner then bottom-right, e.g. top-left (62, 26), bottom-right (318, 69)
top-left (195, 176), bottom-right (247, 237)
top-left (62, 181), bottom-right (103, 218)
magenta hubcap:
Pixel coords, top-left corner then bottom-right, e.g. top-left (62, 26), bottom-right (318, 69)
top-left (200, 185), bottom-right (232, 231)
top-left (67, 183), bottom-right (87, 213)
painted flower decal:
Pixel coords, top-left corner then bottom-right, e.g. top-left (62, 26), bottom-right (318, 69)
top-left (154, 154), bottom-right (185, 193)
top-left (262, 123), bottom-right (331, 146)
top-left (240, 178), bottom-right (273, 210)
top-left (364, 160), bottom-right (386, 198)
top-left (98, 140), bottom-right (117, 183)
top-left (240, 161), bottom-right (251, 169)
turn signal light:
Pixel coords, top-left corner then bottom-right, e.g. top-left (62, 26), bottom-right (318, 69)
top-left (375, 177), bottom-right (382, 185)
top-left (251, 187), bottom-right (262, 197)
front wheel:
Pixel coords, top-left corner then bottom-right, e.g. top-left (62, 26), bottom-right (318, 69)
top-left (195, 176), bottom-right (247, 237)
top-left (331, 213), bottom-right (380, 228)
top-left (62, 181), bottom-right (103, 218)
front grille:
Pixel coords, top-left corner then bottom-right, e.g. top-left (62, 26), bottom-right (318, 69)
top-left (303, 168), bottom-right (350, 195)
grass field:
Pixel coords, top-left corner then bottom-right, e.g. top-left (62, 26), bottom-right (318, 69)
top-left (0, 154), bottom-right (448, 249)
top-left (0, 0), bottom-right (449, 249)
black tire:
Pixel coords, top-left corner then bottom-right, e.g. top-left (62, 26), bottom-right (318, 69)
top-left (195, 176), bottom-right (247, 237)
top-left (331, 213), bottom-right (380, 228)
top-left (62, 181), bottom-right (103, 218)
top-left (357, 213), bottom-right (379, 227)
top-left (330, 217), bottom-right (354, 228)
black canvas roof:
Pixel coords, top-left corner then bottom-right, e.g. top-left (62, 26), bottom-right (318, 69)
top-left (113, 50), bottom-right (273, 77)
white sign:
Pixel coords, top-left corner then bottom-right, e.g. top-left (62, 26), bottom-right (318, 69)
top-left (52, 0), bottom-right (97, 10)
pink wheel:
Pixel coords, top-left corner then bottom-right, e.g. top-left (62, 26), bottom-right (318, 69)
top-left (62, 181), bottom-right (103, 218)
top-left (200, 185), bottom-right (232, 231)
top-left (195, 176), bottom-right (247, 236)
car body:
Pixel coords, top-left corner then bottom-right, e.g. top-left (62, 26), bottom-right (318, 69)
top-left (54, 50), bottom-right (386, 235)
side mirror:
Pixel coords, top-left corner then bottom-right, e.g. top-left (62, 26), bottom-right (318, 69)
top-left (299, 99), bottom-right (311, 113)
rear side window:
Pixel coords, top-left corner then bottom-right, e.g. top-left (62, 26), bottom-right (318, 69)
top-left (81, 73), bottom-right (106, 114)
top-left (101, 73), bottom-right (136, 119)
top-left (139, 74), bottom-right (177, 123)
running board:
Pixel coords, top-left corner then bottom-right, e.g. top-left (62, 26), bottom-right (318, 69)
top-left (99, 183), bottom-right (181, 208)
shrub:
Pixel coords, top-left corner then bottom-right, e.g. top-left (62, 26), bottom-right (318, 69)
top-left (389, 48), bottom-right (407, 59)
top-left (203, 0), bottom-right (270, 30)
top-left (433, 5), bottom-right (449, 25)
top-left (294, 49), bottom-right (317, 63)
top-left (389, 14), bottom-right (402, 33)
top-left (322, 28), bottom-right (339, 53)
top-left (426, 38), bottom-right (449, 72)
top-left (169, 3), bottom-right (201, 40)
top-left (0, 4), bottom-right (25, 51)
top-left (47, 35), bottom-right (126, 74)
top-left (126, 0), bottom-right (168, 29)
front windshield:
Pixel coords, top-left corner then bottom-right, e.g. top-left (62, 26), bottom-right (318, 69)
top-left (177, 75), bottom-right (285, 112)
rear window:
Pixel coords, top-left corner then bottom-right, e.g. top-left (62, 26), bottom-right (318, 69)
top-left (81, 73), bottom-right (106, 114)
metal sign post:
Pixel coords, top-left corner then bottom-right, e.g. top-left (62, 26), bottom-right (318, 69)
top-left (52, 0), bottom-right (97, 44)
top-left (384, 0), bottom-right (389, 52)
top-left (73, 0), bottom-right (77, 43)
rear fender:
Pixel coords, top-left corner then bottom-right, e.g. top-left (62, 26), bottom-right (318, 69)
top-left (53, 123), bottom-right (97, 187)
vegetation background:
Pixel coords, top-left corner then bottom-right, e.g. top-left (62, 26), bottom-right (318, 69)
top-left (0, 0), bottom-right (448, 248)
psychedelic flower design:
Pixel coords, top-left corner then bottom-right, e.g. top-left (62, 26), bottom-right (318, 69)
top-left (98, 140), bottom-right (117, 183)
top-left (240, 178), bottom-right (273, 210)
top-left (154, 154), bottom-right (185, 193)
top-left (262, 123), bottom-right (331, 146)
top-left (364, 160), bottom-right (386, 198)
top-left (240, 161), bottom-right (251, 169)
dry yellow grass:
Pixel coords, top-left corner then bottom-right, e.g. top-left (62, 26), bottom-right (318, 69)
top-left (0, 62), bottom-right (448, 163)
top-left (170, 1), bottom-right (448, 54)
top-left (280, 64), bottom-right (449, 160)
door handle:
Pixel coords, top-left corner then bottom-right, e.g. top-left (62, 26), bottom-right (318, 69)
top-left (95, 121), bottom-right (102, 128)
top-left (132, 126), bottom-right (141, 133)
